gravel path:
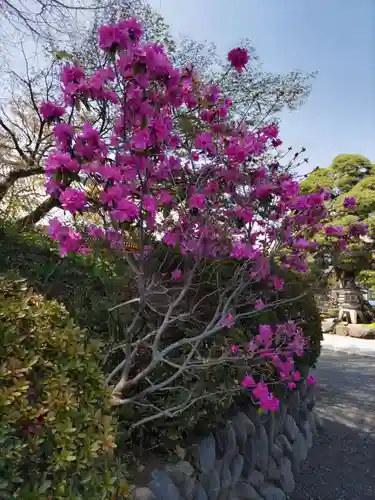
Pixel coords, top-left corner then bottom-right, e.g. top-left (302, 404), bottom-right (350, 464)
top-left (291, 350), bottom-right (375, 500)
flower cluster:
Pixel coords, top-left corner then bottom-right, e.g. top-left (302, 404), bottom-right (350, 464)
top-left (41, 17), bottom-right (364, 412)
top-left (234, 322), bottom-right (307, 410)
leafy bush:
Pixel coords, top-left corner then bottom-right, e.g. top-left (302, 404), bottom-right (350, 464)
top-left (0, 276), bottom-right (128, 499)
top-left (0, 222), bottom-right (130, 338)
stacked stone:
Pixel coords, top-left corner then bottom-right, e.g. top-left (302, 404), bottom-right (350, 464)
top-left (133, 380), bottom-right (321, 500)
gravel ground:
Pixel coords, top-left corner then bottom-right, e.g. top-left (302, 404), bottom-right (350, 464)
top-left (291, 350), bottom-right (375, 500)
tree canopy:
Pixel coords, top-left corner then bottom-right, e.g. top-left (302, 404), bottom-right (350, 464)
top-left (302, 154), bottom-right (375, 288)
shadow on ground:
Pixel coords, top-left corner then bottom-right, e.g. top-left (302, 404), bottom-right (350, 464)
top-left (291, 350), bottom-right (375, 500)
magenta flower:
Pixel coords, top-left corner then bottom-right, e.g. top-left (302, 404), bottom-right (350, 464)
top-left (348, 222), bottom-right (368, 237)
top-left (254, 299), bottom-right (265, 310)
top-left (40, 101), bottom-right (65, 121)
top-left (307, 375), bottom-right (315, 386)
top-left (171, 269), bottom-right (182, 280)
top-left (344, 196), bottom-right (356, 209)
top-left (259, 394), bottom-right (279, 412)
top-left (53, 123), bottom-right (74, 151)
top-left (227, 47), bottom-right (249, 72)
top-left (189, 194), bottom-right (206, 210)
top-left (111, 199), bottom-right (140, 222)
top-left (292, 370), bottom-right (301, 382)
top-left (231, 344), bottom-right (239, 355)
top-left (221, 313), bottom-right (234, 328)
top-left (98, 24), bottom-right (121, 52)
top-left (325, 226), bottom-right (345, 237)
top-left (252, 381), bottom-right (269, 401)
top-left (241, 374), bottom-right (256, 388)
top-left (195, 131), bottom-right (214, 152)
top-left (163, 231), bottom-right (180, 247)
top-left (59, 188), bottom-right (86, 214)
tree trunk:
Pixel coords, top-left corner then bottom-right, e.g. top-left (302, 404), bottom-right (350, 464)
top-left (0, 166), bottom-right (44, 203)
top-left (17, 196), bottom-right (58, 227)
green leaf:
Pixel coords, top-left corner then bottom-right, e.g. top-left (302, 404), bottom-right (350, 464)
top-left (54, 50), bottom-right (74, 61)
top-left (38, 480), bottom-right (52, 493)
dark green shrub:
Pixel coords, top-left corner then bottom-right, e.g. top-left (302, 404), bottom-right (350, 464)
top-left (0, 276), bottom-right (129, 499)
top-left (0, 223), bottom-right (130, 339)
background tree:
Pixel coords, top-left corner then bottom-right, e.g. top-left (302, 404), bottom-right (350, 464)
top-left (0, 55), bottom-right (61, 225)
top-left (0, 0), bottom-right (111, 42)
top-left (302, 153), bottom-right (375, 291)
top-left (0, 0), bottom-right (315, 226)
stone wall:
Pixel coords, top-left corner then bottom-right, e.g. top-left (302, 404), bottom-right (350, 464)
top-left (132, 378), bottom-right (319, 500)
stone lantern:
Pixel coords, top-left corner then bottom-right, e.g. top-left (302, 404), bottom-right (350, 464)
top-left (335, 284), bottom-right (365, 324)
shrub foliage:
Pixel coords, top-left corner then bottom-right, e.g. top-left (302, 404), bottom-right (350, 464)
top-left (0, 275), bottom-right (126, 499)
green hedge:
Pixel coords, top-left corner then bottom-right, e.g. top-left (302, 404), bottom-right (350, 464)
top-left (0, 223), bottom-right (131, 338)
top-left (0, 275), bottom-right (131, 499)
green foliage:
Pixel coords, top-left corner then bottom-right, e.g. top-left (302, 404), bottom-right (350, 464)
top-left (301, 154), bottom-right (373, 194)
top-left (302, 154), bottom-right (375, 287)
top-left (0, 223), bottom-right (130, 340)
top-left (0, 276), bottom-right (130, 499)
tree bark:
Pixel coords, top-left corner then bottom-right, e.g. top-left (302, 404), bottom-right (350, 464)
top-left (17, 196), bottom-right (58, 227)
top-left (0, 166), bottom-right (44, 203)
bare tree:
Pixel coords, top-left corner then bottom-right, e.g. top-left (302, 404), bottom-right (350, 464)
top-left (0, 0), bottom-right (112, 42)
top-left (103, 244), bottom-right (309, 429)
top-left (0, 51), bottom-right (60, 223)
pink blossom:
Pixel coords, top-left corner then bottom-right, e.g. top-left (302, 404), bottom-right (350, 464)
top-left (42, 15), bottom-right (359, 402)
top-left (59, 188), bottom-right (86, 214)
top-left (111, 199), bottom-right (140, 221)
top-left (53, 123), bottom-right (74, 151)
top-left (142, 195), bottom-right (157, 215)
top-left (98, 24), bottom-right (122, 52)
top-left (231, 344), bottom-right (239, 355)
top-left (254, 299), bottom-right (265, 310)
top-left (230, 242), bottom-right (258, 260)
top-left (325, 226), bottom-right (345, 237)
top-left (40, 101), bottom-right (65, 121)
top-left (227, 47), bottom-right (249, 72)
top-left (292, 371), bottom-right (301, 382)
top-left (261, 123), bottom-right (279, 139)
top-left (349, 222), bottom-right (368, 237)
top-left (344, 196), bottom-right (356, 209)
top-left (235, 207), bottom-right (253, 223)
top-left (163, 231), bottom-right (180, 247)
top-left (260, 394), bottom-right (279, 412)
top-left (47, 219), bottom-right (87, 257)
top-left (252, 381), bottom-right (269, 401)
top-left (293, 238), bottom-right (312, 250)
top-left (45, 152), bottom-right (79, 174)
top-left (221, 313), bottom-right (234, 328)
top-left (307, 375), bottom-right (315, 386)
top-left (241, 374), bottom-right (256, 388)
top-left (195, 131), bottom-right (214, 153)
top-left (189, 194), bottom-right (206, 210)
top-left (270, 276), bottom-right (284, 291)
top-left (171, 269), bottom-right (182, 280)
top-left (158, 190), bottom-right (174, 205)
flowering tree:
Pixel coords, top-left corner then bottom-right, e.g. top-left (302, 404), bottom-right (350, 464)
top-left (40, 17), bottom-right (363, 428)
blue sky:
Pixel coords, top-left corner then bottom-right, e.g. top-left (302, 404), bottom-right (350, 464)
top-left (149, 0), bottom-right (374, 174)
